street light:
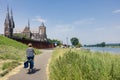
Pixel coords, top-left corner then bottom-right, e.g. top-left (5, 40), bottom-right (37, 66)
top-left (66, 37), bottom-right (68, 48)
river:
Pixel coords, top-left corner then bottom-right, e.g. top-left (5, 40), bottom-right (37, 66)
top-left (83, 47), bottom-right (120, 54)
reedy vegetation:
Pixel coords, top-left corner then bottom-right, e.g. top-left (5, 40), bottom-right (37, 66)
top-left (49, 48), bottom-right (120, 80)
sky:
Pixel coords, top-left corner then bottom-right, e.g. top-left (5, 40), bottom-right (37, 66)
top-left (0, 0), bottom-right (120, 45)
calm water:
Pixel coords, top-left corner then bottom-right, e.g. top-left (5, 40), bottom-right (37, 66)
top-left (83, 47), bottom-right (120, 54)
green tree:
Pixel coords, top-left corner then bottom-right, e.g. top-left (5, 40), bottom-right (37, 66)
top-left (47, 38), bottom-right (62, 46)
top-left (47, 38), bottom-right (52, 43)
top-left (101, 42), bottom-right (106, 47)
top-left (70, 37), bottom-right (80, 47)
top-left (96, 42), bottom-right (106, 47)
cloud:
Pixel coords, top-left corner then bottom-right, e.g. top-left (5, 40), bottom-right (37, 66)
top-left (53, 24), bottom-right (74, 34)
top-left (48, 18), bottom-right (96, 40)
top-left (112, 9), bottom-right (120, 14)
top-left (93, 27), bottom-right (105, 31)
top-left (74, 18), bottom-right (95, 25)
top-left (32, 16), bottom-right (46, 23)
top-left (115, 25), bottom-right (120, 29)
top-left (48, 24), bottom-right (77, 44)
top-left (47, 23), bottom-right (76, 42)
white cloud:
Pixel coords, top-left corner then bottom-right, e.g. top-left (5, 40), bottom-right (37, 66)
top-left (47, 18), bottom-right (120, 44)
top-left (93, 27), bottom-right (105, 31)
top-left (74, 18), bottom-right (95, 25)
top-left (114, 25), bottom-right (120, 29)
top-left (54, 24), bottom-right (74, 33)
top-left (48, 18), bottom-right (96, 43)
top-left (112, 9), bottom-right (120, 14)
top-left (47, 23), bottom-right (77, 44)
top-left (32, 16), bottom-right (46, 23)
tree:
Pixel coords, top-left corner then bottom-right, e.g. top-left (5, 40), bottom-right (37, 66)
top-left (101, 42), bottom-right (106, 47)
top-left (70, 37), bottom-right (80, 47)
top-left (47, 38), bottom-right (62, 46)
top-left (96, 42), bottom-right (106, 47)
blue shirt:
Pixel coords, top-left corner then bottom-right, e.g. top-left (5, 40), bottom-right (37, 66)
top-left (26, 47), bottom-right (35, 57)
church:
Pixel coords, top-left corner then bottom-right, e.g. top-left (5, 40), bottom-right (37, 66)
top-left (4, 6), bottom-right (47, 41)
top-left (4, 6), bottom-right (15, 38)
top-left (22, 20), bottom-right (47, 41)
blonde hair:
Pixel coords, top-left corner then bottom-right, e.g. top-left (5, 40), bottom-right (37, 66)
top-left (28, 43), bottom-right (32, 47)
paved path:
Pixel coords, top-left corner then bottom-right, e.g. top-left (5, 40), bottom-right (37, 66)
top-left (8, 49), bottom-right (53, 80)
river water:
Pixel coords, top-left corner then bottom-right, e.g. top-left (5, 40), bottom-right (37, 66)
top-left (83, 47), bottom-right (120, 54)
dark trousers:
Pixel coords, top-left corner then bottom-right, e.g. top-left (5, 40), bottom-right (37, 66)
top-left (27, 56), bottom-right (34, 69)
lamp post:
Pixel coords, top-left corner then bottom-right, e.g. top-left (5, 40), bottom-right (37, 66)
top-left (66, 37), bottom-right (68, 48)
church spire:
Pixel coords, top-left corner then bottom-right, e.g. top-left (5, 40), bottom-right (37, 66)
top-left (7, 5), bottom-right (9, 15)
top-left (7, 5), bottom-right (8, 12)
top-left (4, 5), bottom-right (15, 38)
top-left (10, 8), bottom-right (15, 28)
top-left (5, 5), bottom-right (10, 25)
top-left (41, 22), bottom-right (45, 27)
top-left (4, 5), bottom-right (11, 36)
top-left (28, 19), bottom-right (30, 30)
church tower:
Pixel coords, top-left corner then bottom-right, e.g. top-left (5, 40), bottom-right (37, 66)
top-left (4, 6), bottom-right (15, 38)
top-left (39, 22), bottom-right (47, 41)
top-left (22, 19), bottom-right (31, 39)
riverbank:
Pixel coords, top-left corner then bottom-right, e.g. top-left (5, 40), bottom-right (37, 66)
top-left (83, 47), bottom-right (120, 54)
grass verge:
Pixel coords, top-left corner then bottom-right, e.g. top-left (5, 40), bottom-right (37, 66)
top-left (0, 61), bottom-right (21, 77)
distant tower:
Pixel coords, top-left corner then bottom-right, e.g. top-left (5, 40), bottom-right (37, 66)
top-left (22, 19), bottom-right (31, 39)
top-left (28, 19), bottom-right (30, 30)
top-left (4, 6), bottom-right (15, 38)
top-left (39, 22), bottom-right (47, 41)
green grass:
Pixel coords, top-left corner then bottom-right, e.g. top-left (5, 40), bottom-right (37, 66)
top-left (0, 36), bottom-right (27, 61)
top-left (0, 36), bottom-right (27, 50)
top-left (49, 48), bottom-right (120, 80)
top-left (0, 61), bottom-right (21, 77)
top-left (2, 61), bottom-right (20, 70)
top-left (0, 35), bottom-right (41, 77)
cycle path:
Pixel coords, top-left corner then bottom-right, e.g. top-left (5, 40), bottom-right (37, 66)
top-left (7, 49), bottom-right (53, 80)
